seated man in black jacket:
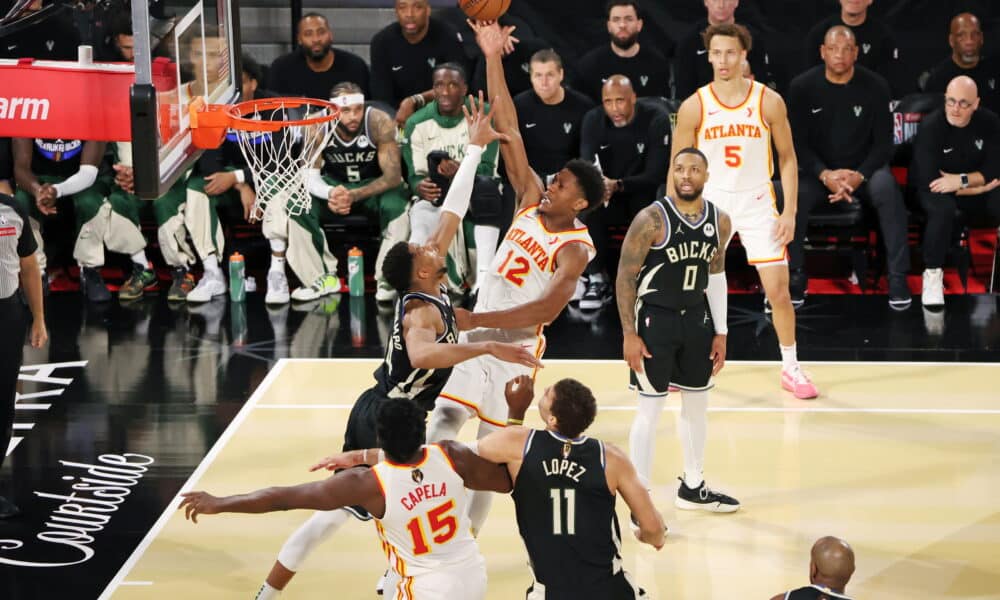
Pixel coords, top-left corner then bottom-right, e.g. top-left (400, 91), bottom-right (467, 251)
top-left (578, 75), bottom-right (670, 310)
top-left (911, 75), bottom-right (1000, 308)
top-left (788, 26), bottom-right (910, 309)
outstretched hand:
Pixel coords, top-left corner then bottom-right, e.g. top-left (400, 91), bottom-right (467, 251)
top-left (467, 19), bottom-right (518, 57)
top-left (504, 374), bottom-right (534, 417)
top-left (179, 491), bottom-right (222, 523)
top-left (463, 91), bottom-right (510, 148)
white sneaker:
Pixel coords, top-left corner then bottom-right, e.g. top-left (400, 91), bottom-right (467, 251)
top-left (291, 273), bottom-right (341, 302)
top-left (571, 276), bottom-right (587, 302)
top-left (921, 268), bottom-right (945, 307)
top-left (265, 270), bottom-right (290, 305)
top-left (375, 280), bottom-right (396, 303)
top-left (187, 274), bottom-right (226, 303)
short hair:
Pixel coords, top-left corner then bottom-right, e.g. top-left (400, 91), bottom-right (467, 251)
top-left (376, 399), bottom-right (426, 463)
top-left (331, 81), bottom-right (364, 98)
top-left (606, 1), bottom-right (642, 20)
top-left (702, 22), bottom-right (753, 53)
top-left (550, 379), bottom-right (597, 439)
top-left (564, 159), bottom-right (605, 214)
top-left (241, 53), bottom-right (262, 84)
top-left (675, 146), bottom-right (708, 167)
top-left (297, 12), bottom-right (329, 33)
top-left (433, 62), bottom-right (467, 84)
top-left (530, 48), bottom-right (563, 71)
top-left (382, 241), bottom-right (414, 293)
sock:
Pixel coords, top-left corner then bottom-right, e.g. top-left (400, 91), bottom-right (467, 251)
top-left (678, 390), bottom-right (708, 489)
top-left (467, 420), bottom-right (503, 535)
top-left (270, 255), bottom-right (286, 274)
top-left (276, 509), bottom-right (349, 571)
top-left (255, 582), bottom-right (281, 599)
top-left (270, 239), bottom-right (287, 253)
top-left (130, 250), bottom-right (149, 268)
top-left (473, 225), bottom-right (499, 287)
top-left (780, 344), bottom-right (798, 371)
top-left (203, 254), bottom-right (222, 279)
top-left (629, 393), bottom-right (666, 490)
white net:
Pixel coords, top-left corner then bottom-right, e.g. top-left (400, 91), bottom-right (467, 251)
top-left (229, 100), bottom-right (338, 221)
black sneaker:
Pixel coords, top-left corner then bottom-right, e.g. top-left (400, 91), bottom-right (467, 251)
top-left (888, 275), bottom-right (912, 311)
top-left (80, 267), bottom-right (111, 302)
top-left (579, 277), bottom-right (611, 311)
top-left (790, 268), bottom-right (807, 309)
top-left (0, 495), bottom-right (21, 519)
top-left (674, 477), bottom-right (740, 513)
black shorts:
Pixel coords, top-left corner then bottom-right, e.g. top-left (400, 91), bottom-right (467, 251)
top-left (340, 387), bottom-right (390, 521)
top-left (629, 301), bottom-right (714, 395)
top-left (527, 570), bottom-right (646, 599)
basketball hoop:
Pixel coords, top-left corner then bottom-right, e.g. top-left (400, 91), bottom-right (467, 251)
top-left (189, 96), bottom-right (340, 220)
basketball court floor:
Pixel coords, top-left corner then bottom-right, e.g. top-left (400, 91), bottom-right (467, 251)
top-left (5, 293), bottom-right (999, 599)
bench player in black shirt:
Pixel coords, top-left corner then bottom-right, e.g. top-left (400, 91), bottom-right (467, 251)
top-left (616, 147), bottom-right (740, 513)
top-left (771, 536), bottom-right (856, 600)
top-left (253, 101), bottom-right (542, 600)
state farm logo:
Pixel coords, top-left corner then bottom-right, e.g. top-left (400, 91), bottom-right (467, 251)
top-left (0, 97), bottom-right (50, 120)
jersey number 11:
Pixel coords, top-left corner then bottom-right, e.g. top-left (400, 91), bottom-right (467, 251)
top-left (550, 488), bottom-right (576, 535)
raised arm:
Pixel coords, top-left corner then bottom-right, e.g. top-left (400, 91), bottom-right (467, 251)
top-left (465, 241), bottom-right (590, 330)
top-left (615, 205), bottom-right (662, 373)
top-left (473, 20), bottom-right (543, 207)
top-left (179, 468), bottom-right (382, 523)
top-left (437, 440), bottom-right (512, 493)
top-left (764, 88), bottom-right (798, 246)
top-left (345, 108), bottom-right (403, 203)
top-left (605, 443), bottom-right (665, 550)
top-left (665, 95), bottom-right (702, 199)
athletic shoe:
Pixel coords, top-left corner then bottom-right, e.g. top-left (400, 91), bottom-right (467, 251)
top-left (187, 273), bottom-right (226, 303)
top-left (80, 267), bottom-right (111, 302)
top-left (291, 273), bottom-right (340, 302)
top-left (119, 263), bottom-right (158, 300)
top-left (571, 276), bottom-right (587, 303)
top-left (579, 277), bottom-right (611, 310)
top-left (789, 268), bottom-right (807, 309)
top-left (888, 274), bottom-right (912, 311)
top-left (674, 478), bottom-right (740, 513)
top-left (265, 270), bottom-right (290, 305)
top-left (0, 495), bottom-right (21, 519)
top-left (167, 268), bottom-right (195, 302)
top-left (375, 280), bottom-right (397, 304)
top-left (376, 569), bottom-right (388, 596)
top-left (921, 268), bottom-right (945, 307)
top-left (781, 365), bottom-right (819, 399)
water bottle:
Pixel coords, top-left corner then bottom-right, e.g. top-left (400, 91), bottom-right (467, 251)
top-left (229, 252), bottom-right (246, 302)
top-left (348, 247), bottom-right (364, 297)
top-left (230, 301), bottom-right (247, 347)
top-left (350, 294), bottom-right (366, 348)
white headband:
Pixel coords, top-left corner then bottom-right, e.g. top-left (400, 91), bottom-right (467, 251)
top-left (331, 93), bottom-right (365, 107)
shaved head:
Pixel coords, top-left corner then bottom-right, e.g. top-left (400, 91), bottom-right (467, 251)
top-left (950, 12), bottom-right (981, 34)
top-left (809, 536), bottom-right (855, 591)
top-left (601, 74), bottom-right (637, 127)
top-left (823, 25), bottom-right (855, 46)
top-left (944, 75), bottom-right (980, 127)
top-left (603, 74), bottom-right (634, 94)
top-left (947, 75), bottom-right (979, 100)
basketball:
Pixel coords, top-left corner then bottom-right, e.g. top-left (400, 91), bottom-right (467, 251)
top-left (459, 0), bottom-right (511, 22)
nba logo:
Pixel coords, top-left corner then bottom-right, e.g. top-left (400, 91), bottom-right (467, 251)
top-left (893, 112), bottom-right (904, 145)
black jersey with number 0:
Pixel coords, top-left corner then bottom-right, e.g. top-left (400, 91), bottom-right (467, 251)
top-left (636, 197), bottom-right (720, 311)
top-left (373, 287), bottom-right (458, 411)
top-left (512, 429), bottom-right (625, 591)
top-left (321, 107), bottom-right (383, 184)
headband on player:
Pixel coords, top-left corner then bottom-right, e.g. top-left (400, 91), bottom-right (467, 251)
top-left (331, 93), bottom-right (365, 107)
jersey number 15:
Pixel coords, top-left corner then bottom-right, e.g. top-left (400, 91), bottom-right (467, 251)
top-left (406, 499), bottom-right (458, 555)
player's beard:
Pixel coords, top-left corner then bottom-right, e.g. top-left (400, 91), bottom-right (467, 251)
top-left (611, 32), bottom-right (639, 50)
top-left (676, 187), bottom-right (702, 202)
top-left (304, 44), bottom-right (331, 61)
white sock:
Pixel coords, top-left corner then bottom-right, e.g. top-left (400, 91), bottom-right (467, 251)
top-left (780, 344), bottom-right (798, 371)
top-left (629, 393), bottom-right (666, 490)
top-left (467, 420), bottom-right (503, 535)
top-left (270, 255), bottom-right (286, 274)
top-left (275, 509), bottom-right (349, 571)
top-left (203, 254), bottom-right (222, 280)
top-left (679, 390), bottom-right (708, 489)
top-left (270, 239), bottom-right (287, 254)
top-left (255, 582), bottom-right (281, 599)
top-left (130, 250), bottom-right (149, 268)
top-left (473, 225), bottom-right (499, 286)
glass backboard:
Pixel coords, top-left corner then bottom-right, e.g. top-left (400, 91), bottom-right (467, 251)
top-left (131, 0), bottom-right (241, 198)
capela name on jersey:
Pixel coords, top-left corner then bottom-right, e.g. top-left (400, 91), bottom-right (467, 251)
top-left (400, 482), bottom-right (448, 511)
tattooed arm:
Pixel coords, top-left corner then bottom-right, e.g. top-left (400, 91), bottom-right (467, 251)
top-left (346, 108), bottom-right (403, 203)
top-left (615, 204), bottom-right (664, 374)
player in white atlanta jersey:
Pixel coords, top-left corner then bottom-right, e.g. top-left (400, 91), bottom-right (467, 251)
top-left (668, 23), bottom-right (818, 401)
top-left (179, 399), bottom-right (511, 600)
top-left (426, 20), bottom-right (606, 537)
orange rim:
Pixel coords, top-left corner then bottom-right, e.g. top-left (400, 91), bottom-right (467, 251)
top-left (225, 96), bottom-right (341, 132)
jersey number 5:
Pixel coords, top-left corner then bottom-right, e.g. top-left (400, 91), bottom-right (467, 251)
top-left (498, 249), bottom-right (530, 287)
top-left (346, 165), bottom-right (362, 182)
top-left (724, 145), bottom-right (742, 167)
top-left (406, 499), bottom-right (458, 555)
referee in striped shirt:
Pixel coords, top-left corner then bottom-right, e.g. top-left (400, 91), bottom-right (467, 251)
top-left (0, 190), bottom-right (47, 518)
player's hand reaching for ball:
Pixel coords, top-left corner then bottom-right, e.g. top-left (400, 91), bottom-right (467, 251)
top-left (468, 20), bottom-right (518, 58)
top-left (179, 491), bottom-right (223, 523)
top-left (773, 210), bottom-right (795, 247)
top-left (504, 374), bottom-right (534, 417)
top-left (463, 92), bottom-right (511, 148)
top-left (309, 449), bottom-right (367, 472)
top-left (489, 342), bottom-right (543, 369)
top-left (622, 332), bottom-right (652, 374)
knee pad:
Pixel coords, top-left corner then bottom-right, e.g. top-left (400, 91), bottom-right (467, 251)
top-left (469, 176), bottom-right (503, 227)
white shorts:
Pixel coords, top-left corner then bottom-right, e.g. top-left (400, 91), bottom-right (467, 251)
top-left (436, 329), bottom-right (542, 427)
top-left (384, 558), bottom-right (486, 600)
top-left (704, 181), bottom-right (787, 266)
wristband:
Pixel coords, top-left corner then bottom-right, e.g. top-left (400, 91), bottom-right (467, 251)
top-left (506, 418), bottom-right (524, 426)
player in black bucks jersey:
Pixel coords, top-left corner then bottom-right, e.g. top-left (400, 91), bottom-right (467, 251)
top-left (616, 147), bottom-right (741, 514)
top-left (472, 375), bottom-right (665, 599)
top-left (254, 100), bottom-right (542, 600)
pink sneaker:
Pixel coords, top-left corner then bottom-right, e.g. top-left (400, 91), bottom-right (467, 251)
top-left (781, 366), bottom-right (818, 399)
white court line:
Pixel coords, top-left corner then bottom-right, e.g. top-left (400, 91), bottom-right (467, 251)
top-left (256, 404), bottom-right (1000, 415)
top-left (98, 360), bottom-right (290, 599)
top-left (278, 357), bottom-right (1000, 367)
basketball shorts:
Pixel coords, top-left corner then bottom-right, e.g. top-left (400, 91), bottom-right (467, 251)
top-left (526, 570), bottom-right (646, 600)
top-left (435, 330), bottom-right (541, 427)
top-left (383, 556), bottom-right (487, 600)
top-left (341, 387), bottom-right (395, 521)
top-left (629, 301), bottom-right (715, 395)
top-left (704, 181), bottom-right (787, 266)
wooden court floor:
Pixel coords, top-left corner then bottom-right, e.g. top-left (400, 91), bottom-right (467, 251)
top-left (102, 360), bottom-right (1000, 599)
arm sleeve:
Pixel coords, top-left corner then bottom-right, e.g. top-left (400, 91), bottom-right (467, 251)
top-left (440, 144), bottom-right (483, 217)
top-left (579, 108), bottom-right (603, 164)
top-left (13, 200), bottom-right (37, 257)
top-left (856, 75), bottom-right (894, 179)
top-left (52, 164), bottom-right (99, 198)
top-left (787, 76), bottom-right (826, 178)
top-left (622, 113), bottom-right (671, 192)
top-left (369, 32), bottom-right (393, 104)
top-left (306, 168), bottom-right (333, 199)
top-left (705, 272), bottom-right (728, 335)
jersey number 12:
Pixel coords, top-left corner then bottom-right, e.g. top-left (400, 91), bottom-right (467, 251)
top-left (550, 488), bottom-right (576, 535)
top-left (498, 249), bottom-right (530, 286)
